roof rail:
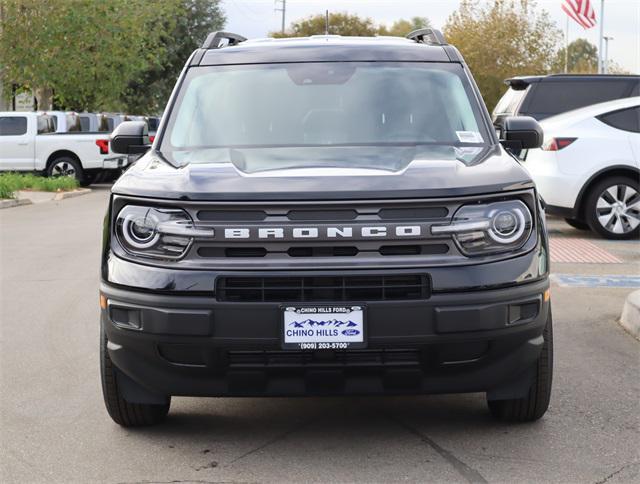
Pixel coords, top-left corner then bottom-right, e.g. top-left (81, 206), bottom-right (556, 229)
top-left (201, 31), bottom-right (247, 49)
top-left (406, 28), bottom-right (446, 46)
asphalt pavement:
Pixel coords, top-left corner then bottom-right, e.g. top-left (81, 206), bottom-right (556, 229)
top-left (1, 186), bottom-right (638, 484)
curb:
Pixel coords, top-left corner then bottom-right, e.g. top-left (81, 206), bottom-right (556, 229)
top-left (620, 289), bottom-right (640, 340)
top-left (0, 198), bottom-right (33, 210)
top-left (53, 188), bottom-right (92, 201)
top-left (1, 188), bottom-right (91, 209)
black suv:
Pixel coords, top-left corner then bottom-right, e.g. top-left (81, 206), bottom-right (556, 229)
top-left (492, 74), bottom-right (640, 125)
top-left (101, 30), bottom-right (552, 427)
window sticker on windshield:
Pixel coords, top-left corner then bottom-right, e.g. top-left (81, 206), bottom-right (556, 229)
top-left (456, 131), bottom-right (484, 143)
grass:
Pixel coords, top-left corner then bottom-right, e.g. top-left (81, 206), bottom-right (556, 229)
top-left (0, 173), bottom-right (79, 199)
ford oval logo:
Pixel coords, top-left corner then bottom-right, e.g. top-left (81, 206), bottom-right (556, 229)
top-left (342, 329), bottom-right (360, 336)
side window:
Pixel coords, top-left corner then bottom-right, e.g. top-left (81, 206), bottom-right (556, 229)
top-left (37, 115), bottom-right (55, 134)
top-left (597, 107), bottom-right (640, 133)
top-left (529, 81), bottom-right (632, 117)
top-left (66, 114), bottom-right (81, 132)
top-left (79, 116), bottom-right (91, 132)
top-left (493, 87), bottom-right (527, 116)
top-left (0, 116), bottom-right (28, 136)
top-left (147, 117), bottom-right (160, 131)
top-left (97, 116), bottom-right (110, 132)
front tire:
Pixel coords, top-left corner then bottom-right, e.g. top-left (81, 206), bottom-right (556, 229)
top-left (100, 329), bottom-right (170, 427)
top-left (585, 176), bottom-right (640, 240)
top-left (487, 308), bottom-right (553, 422)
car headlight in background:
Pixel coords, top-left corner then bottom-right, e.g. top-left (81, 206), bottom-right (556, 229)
top-left (115, 206), bottom-right (213, 259)
top-left (431, 200), bottom-right (533, 256)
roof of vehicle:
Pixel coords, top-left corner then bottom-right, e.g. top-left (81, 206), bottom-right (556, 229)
top-left (505, 74), bottom-right (639, 89)
top-left (36, 111), bottom-right (78, 115)
top-left (196, 34), bottom-right (456, 66)
top-left (538, 96), bottom-right (640, 129)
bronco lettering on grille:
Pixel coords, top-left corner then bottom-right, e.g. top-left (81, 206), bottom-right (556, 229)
top-left (222, 225), bottom-right (423, 240)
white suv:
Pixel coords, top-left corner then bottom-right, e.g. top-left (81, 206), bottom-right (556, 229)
top-left (524, 97), bottom-right (639, 239)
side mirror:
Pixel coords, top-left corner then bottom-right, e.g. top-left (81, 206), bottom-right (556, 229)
top-left (499, 116), bottom-right (543, 150)
top-left (110, 121), bottom-right (151, 155)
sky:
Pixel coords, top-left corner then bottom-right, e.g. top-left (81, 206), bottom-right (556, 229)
top-left (224, 0), bottom-right (640, 74)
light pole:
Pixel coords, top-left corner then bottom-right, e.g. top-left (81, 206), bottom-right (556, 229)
top-left (603, 36), bottom-right (613, 74)
top-left (275, 0), bottom-right (286, 34)
top-left (598, 0), bottom-right (605, 73)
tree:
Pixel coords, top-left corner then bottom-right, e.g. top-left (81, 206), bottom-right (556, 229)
top-left (271, 12), bottom-right (378, 38)
top-left (552, 38), bottom-right (598, 73)
top-left (121, 0), bottom-right (225, 113)
top-left (378, 16), bottom-right (431, 37)
top-left (444, 0), bottom-right (561, 111)
top-left (272, 13), bottom-right (433, 39)
top-left (605, 62), bottom-right (630, 75)
top-left (0, 0), bottom-right (184, 112)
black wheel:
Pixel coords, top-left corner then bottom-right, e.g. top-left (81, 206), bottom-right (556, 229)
top-left (564, 218), bottom-right (589, 231)
top-left (100, 328), bottom-right (170, 427)
top-left (487, 308), bottom-right (553, 422)
top-left (585, 176), bottom-right (640, 240)
top-left (47, 156), bottom-right (83, 183)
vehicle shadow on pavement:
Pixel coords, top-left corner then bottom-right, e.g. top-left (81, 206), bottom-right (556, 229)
top-left (134, 393), bottom-right (515, 439)
top-left (118, 395), bottom-right (547, 480)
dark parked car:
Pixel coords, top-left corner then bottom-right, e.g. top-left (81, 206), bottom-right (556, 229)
top-left (492, 74), bottom-right (640, 125)
top-left (101, 30), bottom-right (552, 427)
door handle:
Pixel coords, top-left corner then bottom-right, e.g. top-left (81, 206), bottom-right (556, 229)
top-left (17, 142), bottom-right (28, 146)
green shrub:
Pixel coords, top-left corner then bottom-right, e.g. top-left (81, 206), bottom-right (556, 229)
top-left (0, 173), bottom-right (79, 199)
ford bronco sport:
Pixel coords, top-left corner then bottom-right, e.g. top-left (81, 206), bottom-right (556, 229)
top-left (101, 30), bottom-right (552, 426)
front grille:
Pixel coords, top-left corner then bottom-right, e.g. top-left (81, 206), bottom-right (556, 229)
top-left (187, 199), bottom-right (460, 267)
top-left (199, 244), bottom-right (449, 258)
top-left (227, 348), bottom-right (422, 368)
top-left (216, 274), bottom-right (429, 302)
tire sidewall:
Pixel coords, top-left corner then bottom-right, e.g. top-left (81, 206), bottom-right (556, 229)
top-left (585, 176), bottom-right (640, 240)
top-left (47, 157), bottom-right (84, 183)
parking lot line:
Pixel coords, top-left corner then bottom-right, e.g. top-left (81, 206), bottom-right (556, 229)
top-left (551, 274), bottom-right (640, 288)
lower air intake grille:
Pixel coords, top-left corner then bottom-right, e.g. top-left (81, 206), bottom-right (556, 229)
top-left (227, 349), bottom-right (422, 368)
top-left (216, 275), bottom-right (429, 302)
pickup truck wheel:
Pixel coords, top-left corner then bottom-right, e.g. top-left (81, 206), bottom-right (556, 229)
top-left (585, 176), bottom-right (640, 240)
top-left (100, 329), bottom-right (170, 427)
top-left (47, 157), bottom-right (83, 183)
top-left (487, 308), bottom-right (553, 422)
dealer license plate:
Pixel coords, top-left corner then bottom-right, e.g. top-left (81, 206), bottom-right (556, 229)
top-left (282, 305), bottom-right (366, 350)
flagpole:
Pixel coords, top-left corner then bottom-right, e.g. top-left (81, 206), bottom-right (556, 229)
top-left (564, 15), bottom-right (569, 73)
top-left (598, 0), bottom-right (605, 74)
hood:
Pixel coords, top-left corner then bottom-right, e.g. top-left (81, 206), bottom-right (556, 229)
top-left (112, 146), bottom-right (533, 201)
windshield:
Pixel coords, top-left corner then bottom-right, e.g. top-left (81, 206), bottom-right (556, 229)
top-left (160, 62), bottom-right (490, 170)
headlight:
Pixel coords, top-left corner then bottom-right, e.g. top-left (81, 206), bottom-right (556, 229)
top-left (431, 200), bottom-right (533, 256)
top-left (115, 206), bottom-right (213, 259)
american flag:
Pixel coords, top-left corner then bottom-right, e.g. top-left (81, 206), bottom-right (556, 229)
top-left (562, 0), bottom-right (597, 29)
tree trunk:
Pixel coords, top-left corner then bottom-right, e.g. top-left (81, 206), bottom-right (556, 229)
top-left (35, 87), bottom-right (53, 110)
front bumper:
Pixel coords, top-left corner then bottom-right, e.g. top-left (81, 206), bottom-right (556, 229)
top-left (101, 277), bottom-right (550, 399)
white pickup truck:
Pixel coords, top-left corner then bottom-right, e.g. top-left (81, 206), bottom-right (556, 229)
top-left (0, 111), bottom-right (128, 185)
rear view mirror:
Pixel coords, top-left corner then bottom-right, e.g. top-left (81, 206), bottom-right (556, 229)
top-left (110, 121), bottom-right (151, 155)
top-left (499, 116), bottom-right (543, 150)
